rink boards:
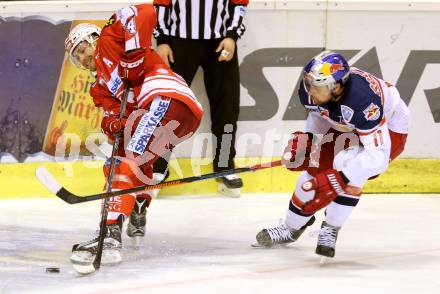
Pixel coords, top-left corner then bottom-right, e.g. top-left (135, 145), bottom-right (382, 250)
top-left (0, 158), bottom-right (439, 198)
top-left (1, 1), bottom-right (440, 198)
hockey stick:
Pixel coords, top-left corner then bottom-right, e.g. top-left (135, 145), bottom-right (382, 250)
top-left (36, 160), bottom-right (283, 205)
top-left (93, 82), bottom-right (130, 271)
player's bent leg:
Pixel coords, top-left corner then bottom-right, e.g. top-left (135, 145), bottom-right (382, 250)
top-left (316, 221), bottom-right (340, 258)
top-left (109, 162), bottom-right (154, 243)
top-left (254, 172), bottom-right (316, 247)
top-left (314, 149), bottom-right (362, 258)
top-left (71, 160), bottom-right (147, 267)
top-left (71, 198), bottom-right (130, 266)
top-left (255, 214), bottom-right (316, 248)
top-left (315, 195), bottom-right (360, 258)
top-left (104, 160), bottom-right (140, 224)
top-left (139, 97), bottom-right (201, 191)
top-left (127, 192), bottom-right (152, 239)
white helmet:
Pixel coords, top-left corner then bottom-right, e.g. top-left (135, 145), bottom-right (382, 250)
top-left (64, 23), bottom-right (101, 67)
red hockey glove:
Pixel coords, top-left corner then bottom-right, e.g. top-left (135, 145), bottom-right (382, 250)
top-left (282, 131), bottom-right (313, 171)
top-left (119, 48), bottom-right (146, 85)
top-left (301, 169), bottom-right (349, 214)
top-left (101, 115), bottom-right (127, 136)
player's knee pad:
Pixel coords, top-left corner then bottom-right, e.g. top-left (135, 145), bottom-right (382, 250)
top-left (290, 171), bottom-right (315, 212)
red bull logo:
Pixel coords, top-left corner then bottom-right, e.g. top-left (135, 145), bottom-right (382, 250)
top-left (319, 63), bottom-right (344, 76)
top-left (363, 103), bottom-right (381, 121)
top-left (330, 63), bottom-right (343, 73)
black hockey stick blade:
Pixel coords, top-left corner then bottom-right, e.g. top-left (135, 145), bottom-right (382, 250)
top-left (36, 160), bottom-right (282, 204)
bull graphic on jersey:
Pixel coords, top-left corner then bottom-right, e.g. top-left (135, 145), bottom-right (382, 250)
top-left (363, 103), bottom-right (381, 121)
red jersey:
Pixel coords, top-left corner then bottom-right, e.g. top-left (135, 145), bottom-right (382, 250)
top-left (90, 3), bottom-right (202, 120)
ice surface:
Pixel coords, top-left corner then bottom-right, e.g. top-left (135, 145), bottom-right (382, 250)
top-left (1, 194), bottom-right (439, 294)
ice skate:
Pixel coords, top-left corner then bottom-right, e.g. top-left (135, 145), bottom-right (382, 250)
top-left (253, 216), bottom-right (315, 247)
top-left (127, 196), bottom-right (149, 247)
top-left (217, 174), bottom-right (243, 198)
top-left (70, 222), bottom-right (122, 273)
top-left (316, 221), bottom-right (340, 259)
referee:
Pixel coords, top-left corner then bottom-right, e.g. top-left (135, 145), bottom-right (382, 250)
top-left (153, 0), bottom-right (248, 197)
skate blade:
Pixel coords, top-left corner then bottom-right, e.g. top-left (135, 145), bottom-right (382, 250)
top-left (251, 242), bottom-right (294, 249)
top-left (70, 250), bottom-right (121, 273)
top-left (319, 256), bottom-right (328, 266)
top-left (130, 236), bottom-right (143, 249)
top-left (251, 241), bottom-right (275, 248)
top-left (251, 242), bottom-right (265, 248)
top-left (218, 184), bottom-right (241, 198)
top-left (72, 262), bottom-right (96, 275)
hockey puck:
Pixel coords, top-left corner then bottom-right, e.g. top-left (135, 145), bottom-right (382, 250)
top-left (45, 267), bottom-right (60, 273)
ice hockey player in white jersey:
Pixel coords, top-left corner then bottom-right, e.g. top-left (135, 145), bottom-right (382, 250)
top-left (255, 50), bottom-right (410, 258)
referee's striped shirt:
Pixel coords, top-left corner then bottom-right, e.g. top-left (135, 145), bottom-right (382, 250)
top-left (153, 0), bottom-right (248, 44)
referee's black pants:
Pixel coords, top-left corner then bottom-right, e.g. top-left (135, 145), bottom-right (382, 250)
top-left (153, 37), bottom-right (240, 174)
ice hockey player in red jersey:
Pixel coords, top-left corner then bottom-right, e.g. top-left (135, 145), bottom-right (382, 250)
top-left (255, 51), bottom-right (410, 258)
top-left (64, 4), bottom-right (203, 266)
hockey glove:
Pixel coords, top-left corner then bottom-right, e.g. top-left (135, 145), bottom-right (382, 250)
top-left (282, 131), bottom-right (314, 171)
top-left (101, 115), bottom-right (127, 136)
top-left (301, 169), bottom-right (349, 214)
top-left (119, 48), bottom-right (146, 86)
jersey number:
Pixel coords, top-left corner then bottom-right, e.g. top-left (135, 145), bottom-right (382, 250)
top-left (374, 129), bottom-right (384, 147)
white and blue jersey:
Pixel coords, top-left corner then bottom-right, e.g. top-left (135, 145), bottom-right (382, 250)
top-left (299, 67), bottom-right (410, 187)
